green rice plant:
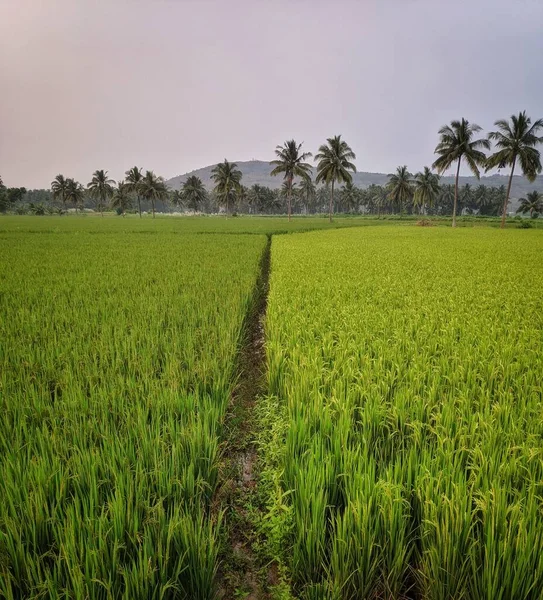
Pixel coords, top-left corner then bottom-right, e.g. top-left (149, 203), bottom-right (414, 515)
top-left (0, 231), bottom-right (266, 598)
top-left (262, 226), bottom-right (543, 598)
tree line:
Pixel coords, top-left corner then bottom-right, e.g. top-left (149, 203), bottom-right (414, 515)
top-left (1, 111), bottom-right (542, 225)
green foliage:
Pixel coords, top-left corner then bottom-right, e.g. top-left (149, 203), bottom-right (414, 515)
top-left (211, 160), bottom-right (243, 217)
top-left (315, 135), bottom-right (356, 221)
top-left (87, 169), bottom-right (116, 215)
top-left (433, 118), bottom-right (490, 226)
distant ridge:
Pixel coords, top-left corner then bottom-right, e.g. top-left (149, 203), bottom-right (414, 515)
top-left (165, 160), bottom-right (543, 200)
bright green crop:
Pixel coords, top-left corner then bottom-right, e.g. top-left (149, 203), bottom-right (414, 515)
top-left (263, 226), bottom-right (543, 599)
top-left (0, 231), bottom-right (266, 599)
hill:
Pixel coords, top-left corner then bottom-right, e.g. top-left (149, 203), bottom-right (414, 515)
top-left (166, 160), bottom-right (543, 200)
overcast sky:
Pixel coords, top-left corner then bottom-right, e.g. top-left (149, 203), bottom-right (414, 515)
top-left (1, 0), bottom-right (542, 188)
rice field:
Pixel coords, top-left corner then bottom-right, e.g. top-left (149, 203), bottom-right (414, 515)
top-left (0, 230), bottom-right (266, 598)
top-left (262, 227), bottom-right (543, 599)
top-left (1, 219), bottom-right (543, 600)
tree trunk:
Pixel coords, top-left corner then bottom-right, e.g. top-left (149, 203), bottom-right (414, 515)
top-left (501, 157), bottom-right (516, 229)
top-left (287, 175), bottom-right (292, 222)
top-left (137, 195), bottom-right (142, 218)
top-left (453, 157), bottom-right (461, 228)
top-left (329, 181), bottom-right (334, 223)
top-left (152, 199), bottom-right (155, 219)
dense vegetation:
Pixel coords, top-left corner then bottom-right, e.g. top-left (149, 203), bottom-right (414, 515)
top-left (0, 230), bottom-right (266, 598)
top-left (260, 227), bottom-right (543, 598)
top-left (1, 111), bottom-right (541, 221)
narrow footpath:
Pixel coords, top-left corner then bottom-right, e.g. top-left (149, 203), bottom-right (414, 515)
top-left (215, 235), bottom-right (274, 600)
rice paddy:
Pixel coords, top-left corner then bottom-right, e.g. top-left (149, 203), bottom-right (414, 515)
top-left (1, 218), bottom-right (542, 599)
top-left (0, 229), bottom-right (266, 598)
top-left (262, 226), bottom-right (543, 599)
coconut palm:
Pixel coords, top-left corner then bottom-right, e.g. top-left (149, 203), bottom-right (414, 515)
top-left (370, 185), bottom-right (388, 217)
top-left (51, 174), bottom-right (69, 210)
top-left (516, 191), bottom-right (542, 218)
top-left (111, 181), bottom-right (132, 216)
top-left (280, 179), bottom-right (300, 214)
top-left (438, 184), bottom-right (455, 215)
top-left (87, 169), bottom-right (115, 216)
top-left (315, 135), bottom-right (356, 222)
top-left (181, 175), bottom-right (207, 212)
top-left (270, 140), bottom-right (312, 221)
top-left (210, 159), bottom-right (242, 217)
top-left (413, 167), bottom-right (440, 214)
top-left (432, 119), bottom-right (490, 227)
top-left (340, 181), bottom-right (360, 213)
top-left (387, 166), bottom-right (414, 214)
top-left (139, 170), bottom-right (168, 218)
top-left (125, 166), bottom-right (144, 218)
top-left (486, 111), bottom-right (543, 228)
top-left (298, 177), bottom-right (316, 214)
top-left (65, 179), bottom-right (85, 212)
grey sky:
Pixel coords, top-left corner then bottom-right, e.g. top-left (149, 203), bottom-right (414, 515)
top-left (1, 0), bottom-right (542, 189)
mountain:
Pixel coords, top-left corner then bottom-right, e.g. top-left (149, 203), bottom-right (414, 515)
top-left (165, 160), bottom-right (543, 200)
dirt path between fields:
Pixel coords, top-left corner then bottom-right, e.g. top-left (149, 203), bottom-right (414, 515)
top-left (215, 235), bottom-right (275, 600)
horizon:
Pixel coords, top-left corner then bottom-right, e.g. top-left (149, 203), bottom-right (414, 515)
top-left (1, 0), bottom-right (542, 188)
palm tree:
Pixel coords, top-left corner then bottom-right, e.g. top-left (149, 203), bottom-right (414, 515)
top-left (51, 174), bottom-right (69, 210)
top-left (387, 166), bottom-right (414, 214)
top-left (210, 159), bottom-right (242, 217)
top-left (280, 180), bottom-right (299, 214)
top-left (486, 111), bottom-right (543, 228)
top-left (125, 166), bottom-right (144, 218)
top-left (413, 167), bottom-right (440, 214)
top-left (315, 135), bottom-right (356, 222)
top-left (139, 171), bottom-right (168, 218)
top-left (474, 185), bottom-right (488, 213)
top-left (432, 118), bottom-right (490, 227)
top-left (87, 169), bottom-right (115, 216)
top-left (111, 181), bottom-right (132, 216)
top-left (181, 175), bottom-right (207, 212)
top-left (270, 140), bottom-right (312, 221)
top-left (340, 181), bottom-right (360, 213)
top-left (460, 184), bottom-right (475, 214)
top-left (370, 185), bottom-right (388, 217)
top-left (65, 178), bottom-right (85, 212)
top-left (516, 191), bottom-right (542, 218)
top-left (298, 177), bottom-right (316, 214)
top-left (439, 184), bottom-right (455, 215)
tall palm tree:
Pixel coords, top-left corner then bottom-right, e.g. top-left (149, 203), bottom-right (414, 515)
top-left (298, 177), bottom-right (316, 214)
top-left (139, 171), bottom-right (168, 218)
top-left (387, 166), bottom-right (414, 214)
top-left (413, 167), bottom-right (440, 214)
top-left (210, 159), bottom-right (242, 217)
top-left (315, 135), bottom-right (356, 222)
top-left (111, 181), bottom-right (132, 216)
top-left (516, 191), bottom-right (542, 218)
top-left (125, 166), bottom-right (144, 218)
top-left (270, 140), bottom-right (312, 221)
top-left (432, 118), bottom-right (490, 227)
top-left (87, 169), bottom-right (115, 216)
top-left (280, 179), bottom-right (299, 214)
top-left (486, 111), bottom-right (543, 228)
top-left (181, 175), bottom-right (207, 212)
top-left (51, 174), bottom-right (69, 210)
top-left (65, 178), bottom-right (85, 212)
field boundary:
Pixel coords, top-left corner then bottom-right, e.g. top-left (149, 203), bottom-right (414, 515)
top-left (215, 234), bottom-right (274, 599)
